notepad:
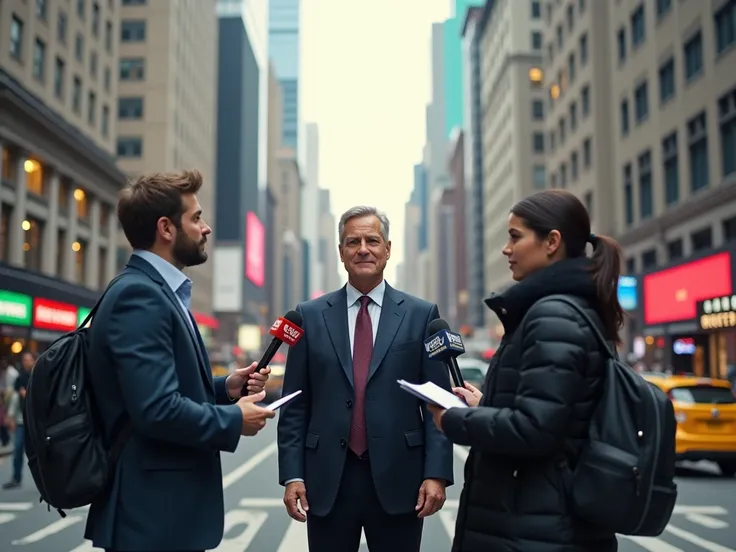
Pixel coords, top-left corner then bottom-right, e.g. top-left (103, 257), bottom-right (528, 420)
top-left (266, 389), bottom-right (303, 411)
top-left (397, 380), bottom-right (468, 409)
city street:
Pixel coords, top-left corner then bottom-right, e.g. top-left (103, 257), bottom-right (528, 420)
top-left (0, 422), bottom-right (734, 551)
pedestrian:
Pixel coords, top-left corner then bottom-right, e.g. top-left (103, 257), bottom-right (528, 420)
top-left (83, 169), bottom-right (275, 552)
top-left (2, 351), bottom-right (34, 489)
top-left (277, 205), bottom-right (454, 552)
top-left (428, 190), bottom-right (621, 552)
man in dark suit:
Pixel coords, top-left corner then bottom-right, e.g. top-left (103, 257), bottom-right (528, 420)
top-left (84, 170), bottom-right (276, 552)
top-left (277, 206), bottom-right (454, 551)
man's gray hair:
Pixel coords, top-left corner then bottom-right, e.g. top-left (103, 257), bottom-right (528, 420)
top-left (338, 206), bottom-right (390, 244)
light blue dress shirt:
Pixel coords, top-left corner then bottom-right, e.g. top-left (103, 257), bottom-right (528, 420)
top-left (133, 250), bottom-right (194, 331)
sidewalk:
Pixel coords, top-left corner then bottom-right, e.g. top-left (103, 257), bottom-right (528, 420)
top-left (0, 444), bottom-right (12, 457)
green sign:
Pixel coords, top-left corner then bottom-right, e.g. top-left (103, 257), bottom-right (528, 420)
top-left (0, 290), bottom-right (32, 326)
top-left (77, 307), bottom-right (92, 327)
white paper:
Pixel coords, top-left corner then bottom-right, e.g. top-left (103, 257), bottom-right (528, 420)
top-left (397, 380), bottom-right (468, 409)
top-left (266, 389), bottom-right (303, 411)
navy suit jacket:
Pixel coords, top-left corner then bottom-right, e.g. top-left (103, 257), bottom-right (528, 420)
top-left (84, 254), bottom-right (242, 551)
top-left (277, 283), bottom-right (454, 517)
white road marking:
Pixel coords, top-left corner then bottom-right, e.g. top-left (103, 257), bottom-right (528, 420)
top-left (0, 502), bottom-right (33, 511)
top-left (439, 510), bottom-right (456, 540)
top-left (276, 519), bottom-right (308, 551)
top-left (0, 513), bottom-right (16, 524)
top-left (239, 497), bottom-right (284, 508)
top-left (685, 512), bottom-right (729, 529)
top-left (67, 540), bottom-right (97, 552)
top-left (619, 535), bottom-right (684, 551)
top-left (453, 445), bottom-right (469, 461)
top-left (210, 509), bottom-right (268, 551)
top-left (665, 523), bottom-right (736, 552)
top-left (11, 516), bottom-right (83, 545)
top-left (673, 505), bottom-right (727, 515)
top-left (222, 442), bottom-right (278, 489)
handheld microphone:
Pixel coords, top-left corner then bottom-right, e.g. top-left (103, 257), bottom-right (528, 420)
top-left (423, 319), bottom-right (466, 389)
top-left (241, 310), bottom-right (305, 396)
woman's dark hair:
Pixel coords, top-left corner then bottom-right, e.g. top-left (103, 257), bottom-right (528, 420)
top-left (511, 189), bottom-right (624, 343)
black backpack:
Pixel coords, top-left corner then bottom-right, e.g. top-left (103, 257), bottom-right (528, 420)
top-left (540, 295), bottom-right (678, 537)
top-left (23, 276), bottom-right (132, 517)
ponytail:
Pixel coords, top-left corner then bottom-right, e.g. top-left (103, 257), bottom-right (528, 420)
top-left (589, 234), bottom-right (624, 344)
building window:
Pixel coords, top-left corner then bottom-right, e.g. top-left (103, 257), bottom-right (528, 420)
top-left (568, 53), bottom-right (576, 82)
top-left (531, 31), bottom-right (542, 50)
top-left (584, 191), bottom-right (593, 214)
top-left (634, 81), bottom-right (648, 123)
top-left (90, 52), bottom-right (98, 78)
top-left (77, 0), bottom-right (85, 18)
top-left (560, 163), bottom-right (568, 187)
top-left (57, 11), bottom-right (67, 43)
top-left (533, 165), bottom-right (546, 189)
top-left (549, 129), bottom-right (556, 152)
top-left (581, 85), bottom-right (590, 117)
top-left (88, 91), bottom-right (96, 126)
top-left (617, 28), bottom-right (626, 62)
top-left (23, 217), bottom-right (44, 272)
top-left (626, 257), bottom-right (636, 274)
top-left (715, 0), bottom-right (736, 55)
top-left (533, 132), bottom-right (545, 153)
top-left (638, 150), bottom-right (653, 219)
top-left (72, 76), bottom-right (82, 114)
top-left (92, 2), bottom-right (100, 36)
top-left (104, 67), bottom-right (111, 91)
top-left (662, 132), bottom-right (679, 205)
top-left (117, 137), bottom-right (143, 157)
top-left (36, 0), bottom-right (48, 19)
top-left (556, 25), bottom-right (563, 48)
top-left (54, 57), bottom-right (65, 99)
top-left (667, 239), bottom-right (683, 261)
top-left (691, 227), bottom-right (713, 252)
top-left (10, 16), bottom-right (24, 60)
top-left (105, 20), bottom-right (113, 52)
top-left (642, 249), bottom-right (657, 269)
top-left (102, 104), bottom-right (109, 138)
top-left (559, 118), bottom-right (566, 143)
top-left (684, 32), bottom-right (703, 81)
top-left (122, 0), bottom-right (147, 4)
top-left (620, 98), bottom-right (630, 135)
top-left (570, 102), bottom-right (578, 131)
top-left (724, 215), bottom-right (736, 242)
top-left (571, 151), bottom-right (579, 181)
top-left (718, 87), bottom-right (736, 177)
top-left (687, 111), bottom-right (709, 191)
top-left (631, 4), bottom-right (645, 47)
top-left (75, 33), bottom-right (84, 62)
top-left (566, 4), bottom-right (574, 31)
top-left (32, 39), bottom-right (46, 82)
top-left (121, 20), bottom-right (146, 42)
top-left (531, 0), bottom-right (541, 18)
top-left (579, 34), bottom-right (588, 66)
top-left (583, 137), bottom-right (591, 168)
top-left (659, 58), bottom-right (675, 104)
top-left (119, 58), bottom-right (145, 81)
top-left (118, 97), bottom-right (144, 119)
top-left (656, 0), bottom-right (672, 18)
top-left (623, 163), bottom-right (634, 226)
top-left (532, 99), bottom-right (544, 120)
top-left (24, 159), bottom-right (44, 196)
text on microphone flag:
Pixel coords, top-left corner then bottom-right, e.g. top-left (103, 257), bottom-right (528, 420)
top-left (270, 317), bottom-right (304, 346)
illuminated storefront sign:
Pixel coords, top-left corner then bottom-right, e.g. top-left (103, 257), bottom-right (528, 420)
top-left (697, 294), bottom-right (736, 331)
top-left (33, 298), bottom-right (78, 332)
top-left (77, 307), bottom-right (92, 328)
top-left (0, 290), bottom-right (32, 326)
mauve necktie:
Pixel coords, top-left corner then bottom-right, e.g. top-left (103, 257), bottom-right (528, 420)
top-left (349, 295), bottom-right (373, 456)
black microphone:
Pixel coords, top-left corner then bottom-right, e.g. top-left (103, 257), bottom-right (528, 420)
top-left (424, 319), bottom-right (466, 389)
top-left (241, 310), bottom-right (305, 396)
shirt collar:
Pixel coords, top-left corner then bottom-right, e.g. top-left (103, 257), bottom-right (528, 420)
top-left (133, 249), bottom-right (191, 295)
top-left (346, 280), bottom-right (385, 308)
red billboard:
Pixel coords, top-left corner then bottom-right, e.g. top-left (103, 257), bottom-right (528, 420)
top-left (245, 211), bottom-right (265, 288)
top-left (33, 298), bottom-right (78, 332)
top-left (643, 251), bottom-right (732, 325)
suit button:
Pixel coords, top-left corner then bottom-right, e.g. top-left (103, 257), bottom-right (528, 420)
top-left (340, 439), bottom-right (347, 448)
top-left (346, 399), bottom-right (353, 408)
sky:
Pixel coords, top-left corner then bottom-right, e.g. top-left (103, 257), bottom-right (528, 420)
top-left (300, 0), bottom-right (451, 284)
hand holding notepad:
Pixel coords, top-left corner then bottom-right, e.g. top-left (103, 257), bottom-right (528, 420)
top-left (397, 379), bottom-right (468, 409)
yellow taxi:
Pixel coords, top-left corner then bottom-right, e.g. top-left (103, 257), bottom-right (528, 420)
top-left (642, 373), bottom-right (736, 476)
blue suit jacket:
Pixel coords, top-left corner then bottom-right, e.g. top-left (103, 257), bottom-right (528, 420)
top-left (277, 283), bottom-right (454, 517)
top-left (84, 254), bottom-right (242, 551)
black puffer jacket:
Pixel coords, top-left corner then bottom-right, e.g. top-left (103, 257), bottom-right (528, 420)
top-left (442, 259), bottom-right (618, 552)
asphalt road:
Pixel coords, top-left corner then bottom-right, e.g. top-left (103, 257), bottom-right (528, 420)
top-left (0, 422), bottom-right (735, 551)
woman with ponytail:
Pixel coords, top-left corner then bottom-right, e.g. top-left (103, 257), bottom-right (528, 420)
top-left (428, 190), bottom-right (622, 552)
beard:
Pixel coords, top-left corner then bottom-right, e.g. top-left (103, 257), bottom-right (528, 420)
top-left (173, 231), bottom-right (208, 268)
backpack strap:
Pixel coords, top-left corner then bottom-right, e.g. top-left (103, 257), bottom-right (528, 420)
top-left (537, 294), bottom-right (618, 360)
top-left (76, 273), bottom-right (126, 330)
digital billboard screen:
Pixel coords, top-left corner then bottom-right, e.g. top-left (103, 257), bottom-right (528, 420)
top-left (245, 212), bottom-right (265, 288)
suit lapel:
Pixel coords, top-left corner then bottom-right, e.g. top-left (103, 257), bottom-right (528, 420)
top-left (322, 287), bottom-right (354, 387)
top-left (367, 284), bottom-right (406, 382)
top-left (127, 256), bottom-right (215, 393)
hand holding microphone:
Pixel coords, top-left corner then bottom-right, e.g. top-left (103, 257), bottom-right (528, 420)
top-left (423, 319), bottom-right (466, 389)
top-left (241, 310), bottom-right (305, 397)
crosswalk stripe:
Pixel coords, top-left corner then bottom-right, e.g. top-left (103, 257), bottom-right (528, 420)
top-left (11, 515), bottom-right (83, 545)
top-left (685, 513), bottom-right (729, 529)
top-left (453, 446), bottom-right (469, 461)
top-left (0, 502), bottom-right (33, 511)
top-left (276, 519), bottom-right (307, 551)
top-left (664, 524), bottom-right (736, 552)
top-left (0, 513), bottom-right (16, 525)
top-left (438, 510), bottom-right (456, 540)
top-left (239, 498), bottom-right (284, 507)
top-left (67, 540), bottom-right (96, 552)
top-left (222, 443), bottom-right (278, 490)
top-left (619, 535), bottom-right (684, 551)
top-left (212, 509), bottom-right (269, 551)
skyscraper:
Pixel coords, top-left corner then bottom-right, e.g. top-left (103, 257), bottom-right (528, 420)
top-left (269, 0), bottom-right (300, 151)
